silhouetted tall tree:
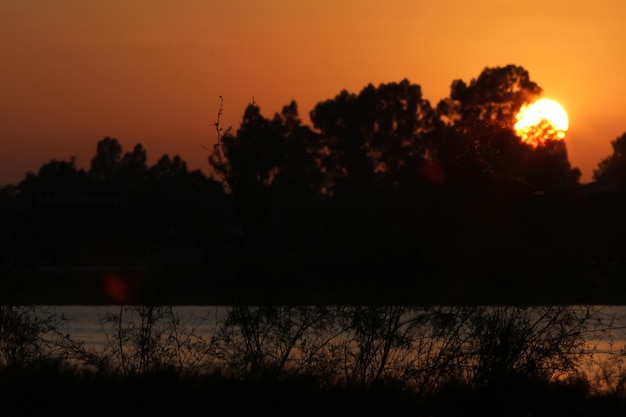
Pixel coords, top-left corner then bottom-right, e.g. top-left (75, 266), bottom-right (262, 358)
top-left (119, 143), bottom-right (148, 190)
top-left (437, 64), bottom-right (542, 130)
top-left (593, 132), bottom-right (626, 184)
top-left (150, 154), bottom-right (187, 178)
top-left (434, 65), bottom-right (580, 192)
top-left (310, 79), bottom-right (439, 195)
top-left (89, 137), bottom-right (123, 183)
top-left (208, 101), bottom-right (321, 290)
top-left (209, 101), bottom-right (320, 206)
top-left (267, 101), bottom-right (321, 200)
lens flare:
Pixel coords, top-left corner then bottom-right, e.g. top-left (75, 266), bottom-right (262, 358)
top-left (101, 272), bottom-right (142, 304)
top-left (514, 98), bottom-right (569, 147)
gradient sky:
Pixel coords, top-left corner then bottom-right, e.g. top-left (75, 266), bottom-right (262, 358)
top-left (2, 0), bottom-right (625, 186)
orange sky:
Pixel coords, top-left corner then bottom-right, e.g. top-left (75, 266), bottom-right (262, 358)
top-left (2, 0), bottom-right (625, 186)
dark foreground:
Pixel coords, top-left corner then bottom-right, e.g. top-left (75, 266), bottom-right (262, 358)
top-left (2, 364), bottom-right (625, 417)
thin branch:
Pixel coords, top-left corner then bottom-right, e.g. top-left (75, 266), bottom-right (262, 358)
top-left (203, 95), bottom-right (233, 191)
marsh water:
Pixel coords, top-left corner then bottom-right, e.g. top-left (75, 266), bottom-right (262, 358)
top-left (37, 304), bottom-right (626, 392)
top-left (47, 305), bottom-right (228, 350)
top-left (45, 304), bottom-right (626, 353)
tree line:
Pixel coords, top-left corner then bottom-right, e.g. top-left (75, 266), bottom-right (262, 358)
top-left (2, 64), bottom-right (626, 304)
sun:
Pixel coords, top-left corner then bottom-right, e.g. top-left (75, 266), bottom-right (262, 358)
top-left (514, 98), bottom-right (569, 147)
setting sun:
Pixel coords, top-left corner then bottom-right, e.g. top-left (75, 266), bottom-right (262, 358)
top-left (514, 98), bottom-right (569, 147)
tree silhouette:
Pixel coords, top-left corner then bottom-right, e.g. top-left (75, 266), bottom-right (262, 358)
top-left (118, 143), bottom-right (148, 190)
top-left (433, 65), bottom-right (580, 193)
top-left (267, 101), bottom-right (321, 200)
top-left (304, 80), bottom-right (451, 297)
top-left (520, 139), bottom-right (581, 189)
top-left (201, 66), bottom-right (600, 303)
top-left (437, 64), bottom-right (542, 130)
top-left (207, 101), bottom-right (322, 297)
top-left (310, 79), bottom-right (438, 194)
top-left (151, 154), bottom-right (187, 178)
top-left (1, 137), bottom-right (229, 304)
top-left (17, 157), bottom-right (88, 196)
top-left (1, 63), bottom-right (616, 304)
top-left (593, 132), bottom-right (626, 184)
top-left (144, 152), bottom-right (223, 207)
top-left (89, 137), bottom-right (123, 183)
top-left (432, 65), bottom-right (537, 193)
top-left (209, 101), bottom-right (318, 198)
top-left (208, 99), bottom-right (324, 231)
top-left (585, 132), bottom-right (626, 295)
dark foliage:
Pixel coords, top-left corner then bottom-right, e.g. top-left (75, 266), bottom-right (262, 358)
top-left (0, 64), bottom-right (625, 304)
top-left (1, 362), bottom-right (625, 417)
